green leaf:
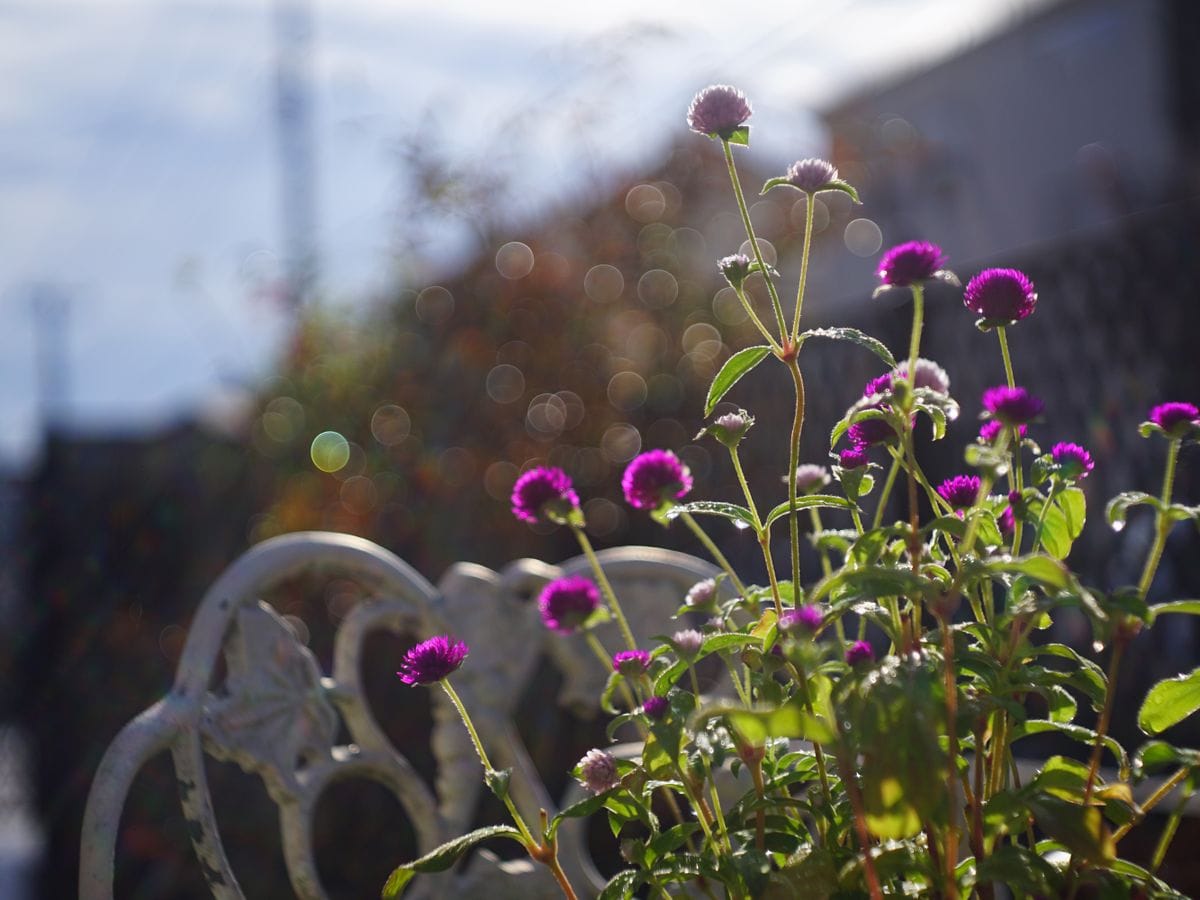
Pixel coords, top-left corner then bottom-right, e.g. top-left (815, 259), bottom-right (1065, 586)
top-left (546, 789), bottom-right (615, 841)
top-left (1149, 599), bottom-right (1200, 623)
top-left (1139, 666), bottom-right (1200, 735)
top-left (1026, 795), bottom-right (1115, 863)
top-left (975, 845), bottom-right (1060, 895)
top-left (797, 327), bottom-right (896, 367)
top-left (665, 500), bottom-right (758, 533)
top-left (597, 869), bottom-right (641, 900)
top-left (985, 555), bottom-right (1070, 591)
top-left (381, 825), bottom-right (525, 898)
top-left (1010, 720), bottom-right (1129, 776)
top-left (1105, 491), bottom-right (1159, 528)
top-left (1059, 486), bottom-right (1086, 536)
top-left (1038, 500), bottom-right (1073, 560)
top-left (1134, 740), bottom-right (1200, 777)
top-left (727, 702), bottom-right (835, 745)
top-left (763, 494), bottom-right (854, 528)
top-left (704, 345), bottom-right (771, 416)
top-left (725, 126), bottom-right (750, 147)
top-left (823, 179), bottom-right (860, 202)
top-left (760, 176), bottom-right (792, 194)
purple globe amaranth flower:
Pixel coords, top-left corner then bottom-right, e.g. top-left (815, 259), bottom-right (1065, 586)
top-left (1149, 402), bottom-right (1200, 437)
top-left (511, 466), bottom-right (580, 524)
top-left (642, 696), bottom-right (669, 720)
top-left (397, 636), bottom-right (469, 686)
top-left (839, 445), bottom-right (870, 469)
top-left (538, 576), bottom-right (600, 634)
top-left (998, 504), bottom-right (1016, 537)
top-left (791, 464), bottom-right (831, 494)
top-left (718, 253), bottom-right (753, 289)
top-left (894, 358), bottom-right (951, 395)
top-left (963, 268), bottom-right (1038, 325)
top-left (863, 372), bottom-right (894, 398)
top-left (848, 415), bottom-right (896, 446)
top-left (938, 474), bottom-right (981, 510)
top-left (786, 158), bottom-right (839, 193)
top-left (979, 420), bottom-right (1027, 443)
top-left (613, 649), bottom-right (652, 676)
top-left (577, 749), bottom-right (620, 795)
top-left (622, 449), bottom-right (693, 511)
top-left (877, 240), bottom-right (948, 287)
top-left (687, 84), bottom-right (752, 139)
top-left (845, 640), bottom-right (875, 666)
top-left (780, 604), bottom-right (823, 634)
top-left (1051, 442), bottom-right (1095, 480)
top-left (673, 629), bottom-right (704, 657)
top-left (685, 577), bottom-right (718, 609)
top-left (982, 385), bottom-right (1045, 426)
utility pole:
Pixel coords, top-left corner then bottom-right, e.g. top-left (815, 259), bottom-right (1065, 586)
top-left (30, 283), bottom-right (70, 432)
top-left (273, 0), bottom-right (319, 310)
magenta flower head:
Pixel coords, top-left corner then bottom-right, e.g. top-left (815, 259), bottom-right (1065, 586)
top-left (642, 696), bottom-right (669, 720)
top-left (622, 449), bottom-right (693, 511)
top-left (963, 268), bottom-right (1037, 326)
top-left (845, 640), bottom-right (874, 666)
top-left (718, 253), bottom-right (753, 289)
top-left (863, 372), bottom-right (894, 398)
top-left (1051, 442), bottom-right (1095, 480)
top-left (577, 749), bottom-right (620, 795)
top-left (876, 240), bottom-right (949, 288)
top-left (848, 416), bottom-right (896, 447)
top-left (685, 577), bottom-right (718, 609)
top-left (511, 466), bottom-right (580, 525)
top-left (1148, 402), bottom-right (1200, 438)
top-left (982, 385), bottom-right (1045, 426)
top-left (397, 635), bottom-right (469, 686)
top-left (538, 576), bottom-right (600, 634)
top-left (687, 84), bottom-right (752, 140)
top-left (894, 358), bottom-right (951, 395)
top-left (839, 445), bottom-right (870, 469)
top-left (613, 649), bottom-right (652, 677)
top-left (979, 420), bottom-right (1027, 444)
top-left (780, 604), bottom-right (823, 635)
top-left (998, 504), bottom-right (1016, 537)
top-left (790, 463), bottom-right (831, 494)
top-left (938, 474), bottom-right (981, 510)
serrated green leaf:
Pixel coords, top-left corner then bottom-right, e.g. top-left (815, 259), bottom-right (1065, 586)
top-left (665, 500), bottom-right (758, 532)
top-left (381, 825), bottom-right (525, 898)
top-left (763, 494), bottom-right (854, 528)
top-left (798, 327), bottom-right (896, 367)
top-left (704, 345), bottom-right (771, 416)
top-left (1139, 666), bottom-right (1200, 735)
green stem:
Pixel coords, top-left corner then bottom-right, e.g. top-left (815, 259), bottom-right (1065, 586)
top-left (572, 525), bottom-right (637, 652)
top-left (1113, 766), bottom-right (1191, 841)
top-left (790, 192), bottom-right (816, 342)
top-left (1150, 784), bottom-right (1193, 876)
top-left (680, 511), bottom-right (748, 598)
top-left (732, 285), bottom-right (782, 353)
top-left (996, 326), bottom-right (1016, 389)
top-left (1136, 438), bottom-right (1180, 599)
top-left (939, 620), bottom-right (961, 900)
top-left (872, 455), bottom-right (901, 530)
top-left (722, 140), bottom-right (788, 341)
top-left (1082, 639), bottom-right (1125, 807)
top-left (787, 358), bottom-right (807, 594)
top-left (907, 284), bottom-right (925, 385)
top-left (729, 446), bottom-right (782, 616)
top-left (441, 680), bottom-right (537, 848)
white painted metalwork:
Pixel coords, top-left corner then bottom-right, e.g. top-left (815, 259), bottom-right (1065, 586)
top-left (79, 531), bottom-right (719, 899)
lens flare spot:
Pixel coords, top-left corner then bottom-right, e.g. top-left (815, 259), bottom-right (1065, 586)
top-left (495, 241), bottom-right (535, 279)
top-left (311, 431), bottom-right (350, 473)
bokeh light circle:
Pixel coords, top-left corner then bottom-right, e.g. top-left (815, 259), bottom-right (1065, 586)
top-left (311, 431), bottom-right (351, 473)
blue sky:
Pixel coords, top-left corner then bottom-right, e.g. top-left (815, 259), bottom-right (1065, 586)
top-left (0, 0), bottom-right (1037, 468)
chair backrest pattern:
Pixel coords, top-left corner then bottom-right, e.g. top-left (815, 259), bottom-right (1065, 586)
top-left (80, 531), bottom-right (718, 899)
